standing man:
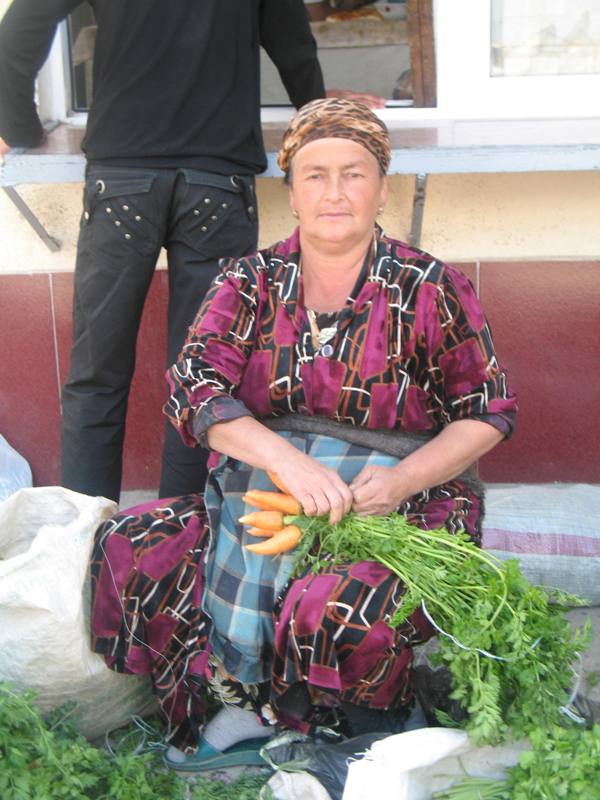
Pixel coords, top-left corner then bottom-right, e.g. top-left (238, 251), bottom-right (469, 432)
top-left (0, 0), bottom-right (327, 502)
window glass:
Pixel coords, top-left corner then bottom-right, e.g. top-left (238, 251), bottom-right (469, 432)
top-left (262, 1), bottom-right (412, 104)
top-left (66, 1), bottom-right (414, 112)
top-left (67, 2), bottom-right (96, 111)
top-left (491, 0), bottom-right (600, 77)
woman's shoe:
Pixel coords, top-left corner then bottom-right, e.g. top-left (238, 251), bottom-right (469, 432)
top-left (163, 736), bottom-right (269, 772)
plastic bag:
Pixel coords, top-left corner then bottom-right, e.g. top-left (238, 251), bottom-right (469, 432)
top-left (0, 487), bottom-right (157, 739)
top-left (260, 695), bottom-right (431, 799)
top-left (261, 731), bottom-right (386, 800)
top-left (0, 434), bottom-right (32, 501)
top-left (342, 728), bottom-right (528, 800)
top-left (261, 771), bottom-right (333, 800)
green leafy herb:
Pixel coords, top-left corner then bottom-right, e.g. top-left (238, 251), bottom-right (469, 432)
top-left (432, 776), bottom-right (510, 799)
top-left (291, 513), bottom-right (591, 746)
top-left (508, 723), bottom-right (600, 800)
top-left (0, 684), bottom-right (268, 800)
top-left (433, 724), bottom-right (600, 800)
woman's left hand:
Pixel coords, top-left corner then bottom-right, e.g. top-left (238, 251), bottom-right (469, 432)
top-left (350, 419), bottom-right (505, 516)
top-left (350, 465), bottom-right (413, 516)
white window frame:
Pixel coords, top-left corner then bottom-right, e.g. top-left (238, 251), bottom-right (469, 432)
top-left (38, 2), bottom-right (600, 129)
top-left (433, 0), bottom-right (600, 119)
top-left (38, 22), bottom-right (86, 127)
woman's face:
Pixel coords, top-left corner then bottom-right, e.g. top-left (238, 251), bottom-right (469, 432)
top-left (288, 137), bottom-right (388, 251)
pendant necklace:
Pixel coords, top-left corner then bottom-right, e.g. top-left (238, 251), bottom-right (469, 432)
top-left (306, 308), bottom-right (339, 351)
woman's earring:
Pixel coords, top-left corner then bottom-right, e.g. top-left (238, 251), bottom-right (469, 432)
top-left (377, 206), bottom-right (384, 216)
top-left (292, 209), bottom-right (299, 218)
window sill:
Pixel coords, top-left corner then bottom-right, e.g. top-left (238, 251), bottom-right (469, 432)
top-left (2, 116), bottom-right (600, 187)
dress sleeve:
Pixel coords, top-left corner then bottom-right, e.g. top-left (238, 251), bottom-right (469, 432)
top-left (259, 0), bottom-right (325, 109)
top-left (0, 0), bottom-right (81, 147)
top-left (426, 266), bottom-right (517, 437)
top-left (163, 258), bottom-right (261, 447)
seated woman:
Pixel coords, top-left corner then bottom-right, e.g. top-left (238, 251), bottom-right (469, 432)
top-left (89, 98), bottom-right (517, 771)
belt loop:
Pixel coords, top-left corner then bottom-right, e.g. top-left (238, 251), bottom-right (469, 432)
top-left (232, 175), bottom-right (257, 222)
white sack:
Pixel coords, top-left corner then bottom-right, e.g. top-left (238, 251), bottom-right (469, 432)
top-left (261, 771), bottom-right (333, 800)
top-left (343, 727), bottom-right (527, 800)
top-left (0, 434), bottom-right (32, 501)
top-left (0, 486), bottom-right (157, 739)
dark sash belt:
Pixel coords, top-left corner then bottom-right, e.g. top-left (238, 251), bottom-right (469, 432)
top-left (262, 414), bottom-right (485, 501)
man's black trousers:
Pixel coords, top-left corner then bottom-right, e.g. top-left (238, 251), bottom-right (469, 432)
top-left (61, 165), bottom-right (258, 502)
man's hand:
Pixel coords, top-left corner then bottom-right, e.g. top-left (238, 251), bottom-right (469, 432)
top-left (0, 137), bottom-right (11, 161)
top-left (325, 88), bottom-right (386, 109)
top-left (0, 130), bottom-right (47, 160)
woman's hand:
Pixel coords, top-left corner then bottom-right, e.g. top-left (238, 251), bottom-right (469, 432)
top-left (272, 453), bottom-right (354, 525)
top-left (350, 464), bottom-right (414, 516)
top-left (350, 420), bottom-right (505, 516)
top-left (205, 416), bottom-right (353, 525)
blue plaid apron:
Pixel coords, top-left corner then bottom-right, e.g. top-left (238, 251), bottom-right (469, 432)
top-left (203, 431), bottom-right (402, 684)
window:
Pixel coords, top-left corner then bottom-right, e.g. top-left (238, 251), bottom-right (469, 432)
top-left (39, 0), bottom-right (600, 126)
top-left (38, 0), bottom-right (437, 123)
top-left (435, 0), bottom-right (600, 118)
top-left (491, 0), bottom-right (600, 78)
top-left (68, 3), bottom-right (96, 112)
top-left (262, 2), bottom-right (413, 105)
top-left (65, 1), bottom-right (427, 110)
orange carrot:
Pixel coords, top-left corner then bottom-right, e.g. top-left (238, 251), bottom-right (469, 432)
top-left (247, 526), bottom-right (279, 538)
top-left (243, 490), bottom-right (301, 516)
top-left (242, 492), bottom-right (276, 511)
top-left (239, 510), bottom-right (285, 531)
top-left (245, 525), bottom-right (302, 555)
top-left (267, 470), bottom-right (292, 497)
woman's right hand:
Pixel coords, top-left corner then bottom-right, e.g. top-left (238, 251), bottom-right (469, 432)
top-left (205, 416), bottom-right (353, 524)
top-left (270, 451), bottom-right (353, 525)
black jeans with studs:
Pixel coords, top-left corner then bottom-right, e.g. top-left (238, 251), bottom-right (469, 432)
top-left (61, 165), bottom-right (258, 502)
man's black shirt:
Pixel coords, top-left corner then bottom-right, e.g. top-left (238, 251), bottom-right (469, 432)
top-left (0, 0), bottom-right (325, 173)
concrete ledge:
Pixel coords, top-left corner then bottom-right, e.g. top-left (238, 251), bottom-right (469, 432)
top-left (3, 117), bottom-right (600, 186)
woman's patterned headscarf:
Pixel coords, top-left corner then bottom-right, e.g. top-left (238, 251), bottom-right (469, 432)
top-left (278, 97), bottom-right (391, 178)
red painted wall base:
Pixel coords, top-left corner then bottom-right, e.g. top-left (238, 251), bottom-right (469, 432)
top-left (1, 260), bottom-right (598, 489)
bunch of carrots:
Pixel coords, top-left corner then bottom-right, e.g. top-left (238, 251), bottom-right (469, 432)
top-left (238, 471), bottom-right (591, 750)
top-left (239, 471), bottom-right (303, 555)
